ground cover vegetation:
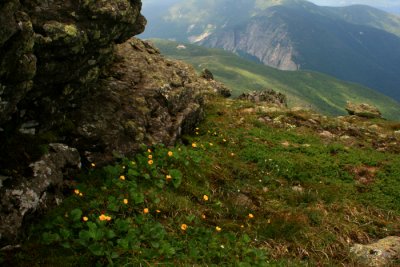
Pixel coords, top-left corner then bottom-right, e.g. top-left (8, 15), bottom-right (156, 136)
top-left (2, 97), bottom-right (400, 266)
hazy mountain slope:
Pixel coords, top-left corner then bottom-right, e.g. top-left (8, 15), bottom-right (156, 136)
top-left (141, 0), bottom-right (400, 100)
top-left (152, 39), bottom-right (400, 120)
top-left (324, 5), bottom-right (400, 37)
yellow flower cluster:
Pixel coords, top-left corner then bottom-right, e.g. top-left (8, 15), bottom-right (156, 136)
top-left (74, 189), bottom-right (83, 197)
top-left (123, 199), bottom-right (128, 204)
top-left (168, 151), bottom-right (173, 157)
top-left (99, 214), bottom-right (112, 221)
top-left (119, 175), bottom-right (125, 181)
top-left (203, 195), bottom-right (209, 201)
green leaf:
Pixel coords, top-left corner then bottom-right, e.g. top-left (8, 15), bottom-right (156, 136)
top-left (59, 228), bottom-right (71, 239)
top-left (79, 230), bottom-right (91, 242)
top-left (61, 242), bottom-right (71, 249)
top-left (169, 169), bottom-right (183, 188)
top-left (186, 214), bottom-right (196, 222)
top-left (127, 169), bottom-right (140, 178)
top-left (88, 243), bottom-right (105, 256)
top-left (130, 190), bottom-right (144, 204)
top-left (117, 238), bottom-right (129, 250)
top-left (106, 229), bottom-right (116, 239)
top-left (42, 232), bottom-right (60, 245)
top-left (70, 208), bottom-right (83, 222)
top-left (115, 219), bottom-right (130, 233)
top-left (242, 234), bottom-right (251, 244)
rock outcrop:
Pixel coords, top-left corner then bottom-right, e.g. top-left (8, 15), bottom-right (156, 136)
top-left (0, 0), bottom-right (228, 246)
top-left (346, 102), bottom-right (382, 119)
top-left (72, 38), bottom-right (223, 163)
top-left (0, 0), bottom-right (146, 126)
top-left (238, 89), bottom-right (287, 107)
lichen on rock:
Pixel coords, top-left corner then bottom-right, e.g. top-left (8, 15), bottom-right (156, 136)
top-left (0, 144), bottom-right (80, 245)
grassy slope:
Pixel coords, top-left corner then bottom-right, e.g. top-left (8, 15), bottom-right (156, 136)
top-left (152, 39), bottom-right (400, 121)
top-left (3, 96), bottom-right (400, 266)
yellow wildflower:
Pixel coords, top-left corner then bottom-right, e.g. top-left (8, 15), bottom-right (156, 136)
top-left (168, 151), bottom-right (173, 157)
top-left (192, 143), bottom-right (197, 148)
top-left (123, 199), bottom-right (128, 204)
top-left (83, 216), bottom-right (89, 222)
top-left (231, 153), bottom-right (235, 156)
top-left (201, 214), bottom-right (206, 219)
top-left (156, 210), bottom-right (161, 213)
top-left (196, 127), bottom-right (199, 131)
top-left (181, 224), bottom-right (188, 231)
top-left (148, 149), bottom-right (152, 153)
top-left (143, 208), bottom-right (149, 214)
top-left (166, 174), bottom-right (172, 181)
top-left (223, 139), bottom-right (227, 142)
top-left (105, 216), bottom-right (112, 221)
top-left (74, 189), bottom-right (80, 195)
top-left (248, 213), bottom-right (254, 219)
top-left (79, 193), bottom-right (83, 197)
top-left (196, 132), bottom-right (199, 135)
top-left (148, 160), bottom-right (153, 165)
top-left (119, 175), bottom-right (126, 181)
top-left (91, 163), bottom-right (96, 167)
top-left (240, 225), bottom-right (244, 228)
top-left (148, 155), bottom-right (153, 159)
top-left (209, 143), bottom-right (213, 146)
top-left (216, 226), bottom-right (222, 232)
top-left (99, 214), bottom-right (107, 221)
top-left (203, 195), bottom-right (209, 201)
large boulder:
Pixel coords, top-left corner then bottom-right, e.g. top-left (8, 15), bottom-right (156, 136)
top-left (72, 38), bottom-right (221, 163)
top-left (346, 102), bottom-right (382, 119)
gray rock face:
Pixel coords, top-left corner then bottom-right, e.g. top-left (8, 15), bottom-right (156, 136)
top-left (351, 236), bottom-right (400, 266)
top-left (346, 102), bottom-right (382, 119)
top-left (0, 144), bottom-right (80, 245)
top-left (200, 15), bottom-right (299, 71)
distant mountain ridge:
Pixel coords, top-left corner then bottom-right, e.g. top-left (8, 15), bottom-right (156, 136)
top-left (152, 39), bottom-right (400, 120)
top-left (141, 0), bottom-right (400, 100)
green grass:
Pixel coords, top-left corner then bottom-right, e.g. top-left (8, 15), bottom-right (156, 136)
top-left (151, 39), bottom-right (400, 121)
top-left (3, 96), bottom-right (400, 266)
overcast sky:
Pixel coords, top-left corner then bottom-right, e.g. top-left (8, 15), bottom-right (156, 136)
top-left (308, 0), bottom-right (399, 7)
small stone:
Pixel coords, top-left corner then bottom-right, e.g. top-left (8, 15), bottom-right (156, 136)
top-left (292, 185), bottom-right (304, 193)
top-left (320, 130), bottom-right (335, 138)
